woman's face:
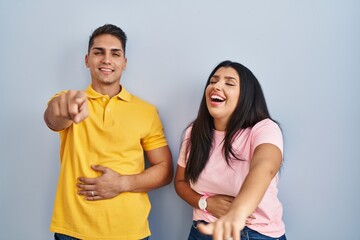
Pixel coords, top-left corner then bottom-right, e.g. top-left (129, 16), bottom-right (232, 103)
top-left (205, 67), bottom-right (240, 131)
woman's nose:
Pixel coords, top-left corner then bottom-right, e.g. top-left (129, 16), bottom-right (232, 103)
top-left (213, 81), bottom-right (222, 90)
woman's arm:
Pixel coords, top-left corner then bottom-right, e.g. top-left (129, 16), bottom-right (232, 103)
top-left (174, 165), bottom-right (234, 218)
top-left (174, 165), bottom-right (203, 208)
top-left (197, 143), bottom-right (283, 240)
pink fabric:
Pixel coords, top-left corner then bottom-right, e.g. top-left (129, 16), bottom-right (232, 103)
top-left (177, 118), bottom-right (285, 237)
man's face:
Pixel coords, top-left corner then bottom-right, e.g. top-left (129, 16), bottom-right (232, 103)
top-left (85, 34), bottom-right (127, 88)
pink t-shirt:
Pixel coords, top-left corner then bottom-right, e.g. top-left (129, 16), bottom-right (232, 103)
top-left (177, 118), bottom-right (285, 237)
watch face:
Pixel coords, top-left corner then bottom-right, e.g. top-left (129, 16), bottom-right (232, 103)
top-left (199, 198), bottom-right (207, 210)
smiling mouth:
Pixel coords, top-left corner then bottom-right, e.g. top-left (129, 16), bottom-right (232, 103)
top-left (99, 68), bottom-right (114, 72)
top-left (211, 95), bottom-right (225, 102)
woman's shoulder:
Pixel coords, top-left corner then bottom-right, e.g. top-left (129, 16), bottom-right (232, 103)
top-left (250, 118), bottom-right (282, 140)
top-left (253, 118), bottom-right (280, 131)
top-left (250, 118), bottom-right (283, 151)
top-left (181, 124), bottom-right (193, 141)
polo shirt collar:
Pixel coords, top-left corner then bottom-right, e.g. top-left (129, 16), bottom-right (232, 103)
top-left (85, 84), bottom-right (131, 102)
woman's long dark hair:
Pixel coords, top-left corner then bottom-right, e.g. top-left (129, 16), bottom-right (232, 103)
top-left (184, 60), bottom-right (273, 182)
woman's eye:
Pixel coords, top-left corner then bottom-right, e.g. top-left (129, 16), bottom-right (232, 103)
top-left (209, 80), bottom-right (217, 84)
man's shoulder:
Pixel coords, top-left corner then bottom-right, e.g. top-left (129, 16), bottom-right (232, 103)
top-left (128, 93), bottom-right (156, 109)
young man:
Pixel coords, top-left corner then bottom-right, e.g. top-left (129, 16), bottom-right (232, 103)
top-left (44, 24), bottom-right (173, 240)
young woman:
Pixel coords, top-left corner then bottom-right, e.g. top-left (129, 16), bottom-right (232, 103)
top-left (174, 60), bottom-right (287, 240)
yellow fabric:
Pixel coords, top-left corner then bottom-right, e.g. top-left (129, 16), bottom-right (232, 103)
top-left (49, 85), bottom-right (168, 239)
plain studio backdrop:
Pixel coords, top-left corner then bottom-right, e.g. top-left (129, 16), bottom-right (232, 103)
top-left (0, 1), bottom-right (359, 239)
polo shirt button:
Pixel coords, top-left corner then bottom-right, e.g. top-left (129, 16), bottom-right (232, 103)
top-left (107, 108), bottom-right (110, 111)
top-left (102, 98), bottom-right (106, 101)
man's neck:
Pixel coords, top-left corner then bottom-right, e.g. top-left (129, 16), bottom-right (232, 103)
top-left (91, 83), bottom-right (121, 97)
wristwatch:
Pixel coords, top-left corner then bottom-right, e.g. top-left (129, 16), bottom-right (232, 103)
top-left (198, 195), bottom-right (209, 212)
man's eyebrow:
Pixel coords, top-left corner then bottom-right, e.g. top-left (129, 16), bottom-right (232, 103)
top-left (91, 47), bottom-right (123, 52)
top-left (110, 48), bottom-right (123, 52)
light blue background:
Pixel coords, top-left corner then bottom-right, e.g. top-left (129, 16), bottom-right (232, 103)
top-left (1, 1), bottom-right (359, 239)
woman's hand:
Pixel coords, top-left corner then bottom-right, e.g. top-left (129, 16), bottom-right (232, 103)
top-left (206, 195), bottom-right (234, 218)
top-left (197, 210), bottom-right (247, 240)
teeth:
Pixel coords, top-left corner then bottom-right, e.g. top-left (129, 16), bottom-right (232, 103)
top-left (99, 68), bottom-right (113, 72)
top-left (211, 95), bottom-right (225, 101)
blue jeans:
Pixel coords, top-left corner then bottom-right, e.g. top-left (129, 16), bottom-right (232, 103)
top-left (188, 221), bottom-right (287, 240)
top-left (54, 233), bottom-right (149, 240)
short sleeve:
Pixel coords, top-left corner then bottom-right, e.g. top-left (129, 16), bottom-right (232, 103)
top-left (177, 127), bottom-right (192, 167)
top-left (141, 107), bottom-right (168, 151)
top-left (251, 119), bottom-right (283, 156)
top-left (47, 90), bottom-right (68, 104)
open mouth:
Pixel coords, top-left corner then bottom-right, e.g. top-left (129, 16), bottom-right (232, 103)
top-left (211, 94), bottom-right (225, 103)
top-left (99, 68), bottom-right (114, 73)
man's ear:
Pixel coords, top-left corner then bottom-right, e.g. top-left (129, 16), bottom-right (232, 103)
top-left (85, 54), bottom-right (90, 68)
top-left (123, 57), bottom-right (128, 70)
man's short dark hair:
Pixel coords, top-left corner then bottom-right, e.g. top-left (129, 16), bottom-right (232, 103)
top-left (88, 24), bottom-right (127, 54)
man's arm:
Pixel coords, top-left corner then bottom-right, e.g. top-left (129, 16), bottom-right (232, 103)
top-left (77, 145), bottom-right (173, 200)
top-left (127, 145), bottom-right (173, 192)
top-left (44, 90), bottom-right (88, 131)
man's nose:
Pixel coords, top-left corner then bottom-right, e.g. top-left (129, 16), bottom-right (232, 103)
top-left (101, 53), bottom-right (111, 64)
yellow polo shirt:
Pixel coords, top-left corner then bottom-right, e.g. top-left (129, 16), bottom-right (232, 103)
top-left (49, 85), bottom-right (168, 239)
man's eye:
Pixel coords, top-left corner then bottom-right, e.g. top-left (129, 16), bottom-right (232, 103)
top-left (226, 83), bottom-right (236, 86)
top-left (94, 52), bottom-right (102, 55)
